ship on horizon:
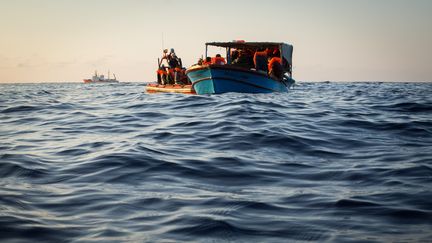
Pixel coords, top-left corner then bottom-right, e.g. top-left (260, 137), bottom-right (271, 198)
top-left (83, 70), bottom-right (119, 83)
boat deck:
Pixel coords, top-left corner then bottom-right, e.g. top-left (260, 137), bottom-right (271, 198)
top-left (145, 83), bottom-right (195, 94)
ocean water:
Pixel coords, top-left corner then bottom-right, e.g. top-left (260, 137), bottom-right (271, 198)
top-left (1, 82), bottom-right (431, 242)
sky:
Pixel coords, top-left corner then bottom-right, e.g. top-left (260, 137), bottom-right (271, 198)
top-left (0, 0), bottom-right (431, 83)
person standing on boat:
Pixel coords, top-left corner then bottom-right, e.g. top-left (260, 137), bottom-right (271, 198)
top-left (167, 48), bottom-right (180, 68)
top-left (157, 49), bottom-right (170, 85)
top-left (230, 49), bottom-right (239, 63)
top-left (232, 49), bottom-right (253, 69)
top-left (211, 54), bottom-right (226, 65)
top-left (167, 48), bottom-right (184, 84)
top-left (253, 48), bottom-right (268, 72)
top-left (158, 49), bottom-right (170, 67)
top-left (272, 48), bottom-right (280, 58)
top-left (268, 56), bottom-right (283, 81)
top-left (203, 57), bottom-right (212, 65)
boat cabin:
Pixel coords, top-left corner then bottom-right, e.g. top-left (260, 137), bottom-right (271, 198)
top-left (204, 41), bottom-right (293, 78)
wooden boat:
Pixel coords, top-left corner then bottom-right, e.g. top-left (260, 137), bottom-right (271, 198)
top-left (145, 83), bottom-right (195, 94)
top-left (186, 41), bottom-right (295, 94)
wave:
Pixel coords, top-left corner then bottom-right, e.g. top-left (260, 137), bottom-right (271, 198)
top-left (0, 82), bottom-right (431, 242)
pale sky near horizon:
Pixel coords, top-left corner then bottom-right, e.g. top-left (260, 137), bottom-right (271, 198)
top-left (1, 0), bottom-right (431, 83)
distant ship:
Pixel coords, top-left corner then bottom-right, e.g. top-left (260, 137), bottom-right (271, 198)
top-left (83, 70), bottom-right (119, 83)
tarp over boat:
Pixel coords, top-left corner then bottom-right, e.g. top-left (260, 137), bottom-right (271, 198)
top-left (205, 41), bottom-right (293, 66)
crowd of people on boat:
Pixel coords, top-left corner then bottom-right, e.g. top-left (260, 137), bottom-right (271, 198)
top-left (156, 48), bottom-right (189, 85)
top-left (197, 54), bottom-right (227, 66)
top-left (194, 47), bottom-right (290, 81)
top-left (156, 46), bottom-right (292, 85)
top-left (231, 47), bottom-right (290, 81)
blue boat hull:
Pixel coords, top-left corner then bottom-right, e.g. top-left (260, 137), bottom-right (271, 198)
top-left (186, 65), bottom-right (293, 94)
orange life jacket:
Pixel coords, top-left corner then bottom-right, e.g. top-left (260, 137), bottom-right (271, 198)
top-left (211, 57), bottom-right (226, 65)
top-left (168, 68), bottom-right (176, 76)
top-left (268, 57), bottom-right (282, 72)
top-left (157, 69), bottom-right (167, 75)
top-left (253, 51), bottom-right (267, 66)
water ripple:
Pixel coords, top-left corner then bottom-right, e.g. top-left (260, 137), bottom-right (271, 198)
top-left (1, 82), bottom-right (431, 242)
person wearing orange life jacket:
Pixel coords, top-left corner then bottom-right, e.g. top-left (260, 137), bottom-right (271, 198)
top-left (211, 54), bottom-right (226, 65)
top-left (253, 48), bottom-right (268, 72)
top-left (166, 48), bottom-right (184, 84)
top-left (156, 67), bottom-right (168, 85)
top-left (202, 57), bottom-right (212, 65)
top-left (272, 48), bottom-right (280, 58)
top-left (156, 48), bottom-right (184, 85)
top-left (157, 49), bottom-right (170, 85)
top-left (268, 56), bottom-right (283, 81)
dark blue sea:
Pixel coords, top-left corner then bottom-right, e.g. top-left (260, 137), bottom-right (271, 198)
top-left (1, 82), bottom-right (431, 242)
